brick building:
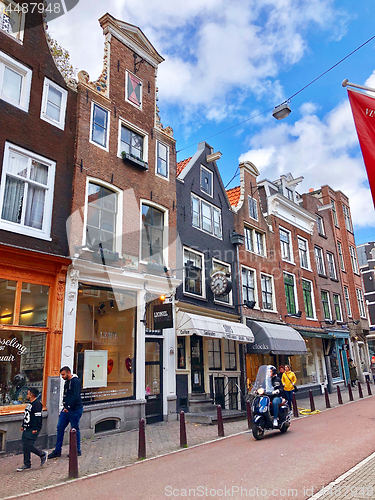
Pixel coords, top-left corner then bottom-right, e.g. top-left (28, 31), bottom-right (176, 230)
top-left (0, 3), bottom-right (77, 452)
top-left (357, 242), bottom-right (375, 358)
top-left (61, 14), bottom-right (179, 435)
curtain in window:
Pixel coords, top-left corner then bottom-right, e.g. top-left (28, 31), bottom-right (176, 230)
top-left (25, 185), bottom-right (45, 229)
top-left (2, 176), bottom-right (24, 223)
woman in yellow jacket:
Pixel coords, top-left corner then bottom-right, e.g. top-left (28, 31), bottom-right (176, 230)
top-left (282, 365), bottom-right (297, 410)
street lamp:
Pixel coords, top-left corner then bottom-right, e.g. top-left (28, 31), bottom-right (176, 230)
top-left (272, 102), bottom-right (291, 120)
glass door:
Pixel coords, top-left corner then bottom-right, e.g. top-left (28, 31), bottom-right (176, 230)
top-left (190, 334), bottom-right (204, 393)
top-left (145, 339), bottom-right (163, 423)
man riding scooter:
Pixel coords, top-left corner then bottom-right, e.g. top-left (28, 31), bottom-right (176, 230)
top-left (269, 366), bottom-right (284, 427)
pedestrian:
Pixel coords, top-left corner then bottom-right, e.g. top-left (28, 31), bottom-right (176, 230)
top-left (282, 365), bottom-right (297, 410)
top-left (348, 358), bottom-right (358, 388)
top-left (17, 388), bottom-right (48, 471)
top-left (370, 356), bottom-right (375, 383)
top-left (278, 365), bottom-right (285, 381)
top-left (48, 366), bottom-right (83, 459)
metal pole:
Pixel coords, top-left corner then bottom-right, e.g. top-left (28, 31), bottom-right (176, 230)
top-left (324, 387), bottom-right (331, 408)
top-left (348, 383), bottom-right (354, 402)
top-left (337, 385), bottom-right (343, 405)
top-left (180, 411), bottom-right (187, 447)
top-left (68, 429), bottom-right (78, 479)
top-left (292, 392), bottom-right (299, 418)
top-left (309, 390), bottom-right (316, 412)
top-left (342, 79), bottom-right (375, 93)
top-left (358, 382), bottom-right (364, 399)
top-left (217, 405), bottom-right (224, 437)
top-left (138, 418), bottom-right (146, 459)
top-left (246, 400), bottom-right (251, 429)
top-left (366, 379), bottom-right (372, 396)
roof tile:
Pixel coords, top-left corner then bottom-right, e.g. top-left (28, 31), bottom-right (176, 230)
top-left (176, 157), bottom-right (192, 176)
top-left (226, 186), bottom-right (241, 207)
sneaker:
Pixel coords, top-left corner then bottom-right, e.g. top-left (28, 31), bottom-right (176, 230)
top-left (273, 419), bottom-right (278, 428)
top-left (48, 449), bottom-right (61, 459)
top-left (67, 451), bottom-right (81, 457)
top-left (41, 451), bottom-right (48, 466)
top-left (17, 464), bottom-right (31, 472)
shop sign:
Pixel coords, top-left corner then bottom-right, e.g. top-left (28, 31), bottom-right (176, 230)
top-left (0, 337), bottom-right (27, 361)
top-left (153, 303), bottom-right (173, 330)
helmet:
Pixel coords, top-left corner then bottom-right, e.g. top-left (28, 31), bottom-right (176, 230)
top-left (270, 366), bottom-right (277, 376)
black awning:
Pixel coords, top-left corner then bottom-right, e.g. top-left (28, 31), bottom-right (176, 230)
top-left (246, 320), bottom-right (308, 355)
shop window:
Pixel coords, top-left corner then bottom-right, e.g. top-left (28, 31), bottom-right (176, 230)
top-left (284, 272), bottom-right (297, 315)
top-left (329, 344), bottom-right (341, 379)
top-left (141, 204), bottom-right (165, 265)
top-left (0, 0), bottom-right (24, 41)
top-left (0, 279), bottom-right (16, 324)
top-left (208, 338), bottom-right (221, 370)
top-left (74, 285), bottom-right (137, 404)
top-left (40, 78), bottom-right (68, 130)
top-left (242, 267), bottom-right (256, 306)
top-left (177, 337), bottom-right (186, 369)
top-left (261, 274), bottom-right (274, 311)
top-left (184, 248), bottom-right (204, 297)
top-left (224, 339), bottom-right (236, 370)
top-left (302, 279), bottom-right (314, 319)
top-left (321, 291), bottom-right (331, 320)
top-left (0, 51), bottom-right (31, 111)
top-left (0, 280), bottom-right (49, 327)
top-left (291, 342), bottom-right (316, 385)
top-left (86, 182), bottom-right (118, 252)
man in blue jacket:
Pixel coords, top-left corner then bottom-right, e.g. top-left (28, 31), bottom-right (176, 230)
top-left (48, 366), bottom-right (83, 458)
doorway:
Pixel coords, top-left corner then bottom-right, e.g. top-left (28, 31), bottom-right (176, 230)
top-left (191, 334), bottom-right (204, 393)
top-left (145, 339), bottom-right (163, 423)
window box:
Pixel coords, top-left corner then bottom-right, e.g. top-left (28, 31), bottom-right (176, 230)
top-left (93, 248), bottom-right (119, 264)
top-left (121, 151), bottom-right (148, 171)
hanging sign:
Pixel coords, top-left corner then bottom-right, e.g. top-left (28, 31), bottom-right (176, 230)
top-left (153, 303), bottom-right (173, 330)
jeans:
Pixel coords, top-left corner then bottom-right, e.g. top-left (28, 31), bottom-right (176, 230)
top-left (55, 408), bottom-right (83, 453)
top-left (22, 429), bottom-right (43, 467)
top-left (285, 390), bottom-right (293, 409)
top-left (272, 397), bottom-right (282, 419)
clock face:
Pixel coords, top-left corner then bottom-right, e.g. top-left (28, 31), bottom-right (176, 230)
top-left (210, 272), bottom-right (228, 295)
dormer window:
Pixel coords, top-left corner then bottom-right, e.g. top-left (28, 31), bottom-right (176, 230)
top-left (285, 187), bottom-right (293, 201)
top-left (126, 71), bottom-right (142, 108)
top-left (200, 166), bottom-right (212, 196)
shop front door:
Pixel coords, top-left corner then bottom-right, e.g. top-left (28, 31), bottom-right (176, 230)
top-left (191, 334), bottom-right (204, 393)
top-left (145, 339), bottom-right (163, 423)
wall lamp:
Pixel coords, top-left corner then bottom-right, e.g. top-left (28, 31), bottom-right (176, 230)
top-left (285, 311), bottom-right (302, 319)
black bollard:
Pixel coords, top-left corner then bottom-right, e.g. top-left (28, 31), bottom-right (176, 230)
top-left (337, 385), bottom-right (343, 405)
top-left (292, 392), bottom-right (299, 418)
top-left (367, 379), bottom-right (372, 396)
top-left (138, 418), bottom-right (146, 459)
top-left (217, 405), bottom-right (224, 437)
top-left (348, 383), bottom-right (354, 402)
top-left (246, 400), bottom-right (251, 429)
top-left (180, 411), bottom-right (187, 447)
top-left (324, 387), bottom-right (331, 408)
top-left (309, 390), bottom-right (316, 412)
top-left (358, 382), bottom-right (364, 399)
top-left (68, 428), bottom-right (78, 479)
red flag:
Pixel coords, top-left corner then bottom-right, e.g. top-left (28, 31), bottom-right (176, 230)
top-left (347, 88), bottom-right (375, 207)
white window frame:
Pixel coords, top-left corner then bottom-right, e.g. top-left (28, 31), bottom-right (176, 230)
top-left (191, 194), bottom-right (222, 239)
top-left (82, 176), bottom-right (123, 255)
top-left (183, 246), bottom-right (205, 299)
top-left (0, 50), bottom-right (31, 111)
top-left (244, 225), bottom-right (266, 257)
top-left (125, 70), bottom-right (142, 110)
top-left (248, 196), bottom-right (258, 221)
top-left (331, 199), bottom-right (339, 227)
top-left (280, 227), bottom-right (294, 263)
top-left (117, 117), bottom-right (149, 163)
top-left (316, 215), bottom-right (325, 236)
top-left (40, 77), bottom-right (68, 130)
top-left (89, 101), bottom-right (110, 151)
top-left (200, 165), bottom-right (213, 197)
top-left (283, 271), bottom-right (299, 315)
top-left (314, 246), bottom-right (325, 275)
top-left (327, 251), bottom-right (337, 280)
top-left (155, 140), bottom-right (169, 180)
top-left (260, 273), bottom-right (276, 312)
top-left (333, 293), bottom-right (343, 322)
top-left (356, 288), bottom-right (366, 318)
top-left (302, 278), bottom-right (316, 320)
top-left (139, 199), bottom-right (169, 268)
top-left (349, 245), bottom-right (359, 274)
top-left (337, 241), bottom-right (345, 271)
top-left (0, 0), bottom-right (25, 43)
top-left (321, 290), bottom-right (332, 321)
top-left (344, 286), bottom-right (352, 317)
top-left (342, 204), bottom-right (353, 232)
top-left (285, 187), bottom-right (293, 201)
top-left (212, 258), bottom-right (233, 305)
top-left (0, 142), bottom-right (55, 240)
top-left (298, 236), bottom-right (311, 271)
top-left (241, 266), bottom-right (259, 309)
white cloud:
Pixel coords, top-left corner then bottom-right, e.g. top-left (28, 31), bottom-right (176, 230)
top-left (239, 99), bottom-right (375, 228)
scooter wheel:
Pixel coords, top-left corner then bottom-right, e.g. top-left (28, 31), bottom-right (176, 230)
top-left (280, 424), bottom-right (290, 433)
top-left (252, 423), bottom-right (265, 440)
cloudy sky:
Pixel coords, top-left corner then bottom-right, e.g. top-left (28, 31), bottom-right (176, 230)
top-left (49, 0), bottom-right (375, 243)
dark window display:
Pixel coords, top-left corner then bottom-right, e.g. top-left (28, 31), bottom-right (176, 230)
top-left (74, 285), bottom-right (136, 404)
top-left (177, 337), bottom-right (186, 369)
top-left (19, 283), bottom-right (49, 327)
top-left (0, 331), bottom-right (46, 406)
top-left (329, 345), bottom-right (341, 379)
top-left (0, 279), bottom-right (16, 325)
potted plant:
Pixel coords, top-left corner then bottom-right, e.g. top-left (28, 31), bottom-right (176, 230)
top-left (121, 151), bottom-right (148, 171)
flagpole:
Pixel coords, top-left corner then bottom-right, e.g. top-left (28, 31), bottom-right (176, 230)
top-left (342, 79), bottom-right (375, 94)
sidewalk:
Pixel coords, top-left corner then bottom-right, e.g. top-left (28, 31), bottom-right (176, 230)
top-left (0, 386), bottom-right (373, 500)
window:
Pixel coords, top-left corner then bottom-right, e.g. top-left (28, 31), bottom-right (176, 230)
top-left (357, 289), bottom-right (366, 318)
top-left (0, 143), bottom-right (55, 240)
top-left (349, 246), bottom-right (359, 274)
top-left (156, 142), bottom-right (168, 178)
top-left (141, 204), bottom-right (165, 265)
top-left (331, 199), bottom-right (338, 226)
top-left (327, 252), bottom-right (337, 280)
top-left (337, 242), bottom-right (345, 271)
top-left (40, 78), bottom-right (67, 130)
top-left (248, 196), bottom-right (258, 220)
top-left (302, 280), bottom-right (314, 319)
top-left (191, 194), bottom-right (222, 238)
top-left (0, 50), bottom-right (31, 111)
top-left (284, 273), bottom-right (297, 316)
top-left (280, 228), bottom-right (292, 261)
top-left (315, 246), bottom-right (325, 275)
top-left (177, 337), bottom-right (186, 369)
top-left (298, 237), bottom-right (310, 270)
top-left (285, 187), bottom-right (293, 201)
top-left (242, 268), bottom-right (256, 305)
top-left (0, 0), bottom-right (24, 42)
top-left (200, 166), bottom-right (213, 196)
top-left (254, 231), bottom-right (264, 256)
top-left (208, 338), bottom-right (221, 369)
top-left (244, 226), bottom-right (253, 252)
top-left (91, 103), bottom-right (109, 149)
top-left (344, 286), bottom-right (352, 317)
top-left (86, 182), bottom-right (117, 251)
top-left (126, 71), bottom-right (142, 108)
top-left (224, 339), bottom-right (236, 370)
top-left (333, 294), bottom-right (342, 322)
top-left (342, 204), bottom-right (353, 232)
top-left (120, 125), bottom-right (143, 160)
top-left (184, 248), bottom-right (204, 296)
top-left (316, 215), bottom-right (325, 236)
top-left (261, 274), bottom-right (274, 311)
top-left (321, 291), bottom-right (331, 320)
top-left (244, 226), bottom-right (265, 256)
top-left (212, 260), bottom-right (232, 304)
